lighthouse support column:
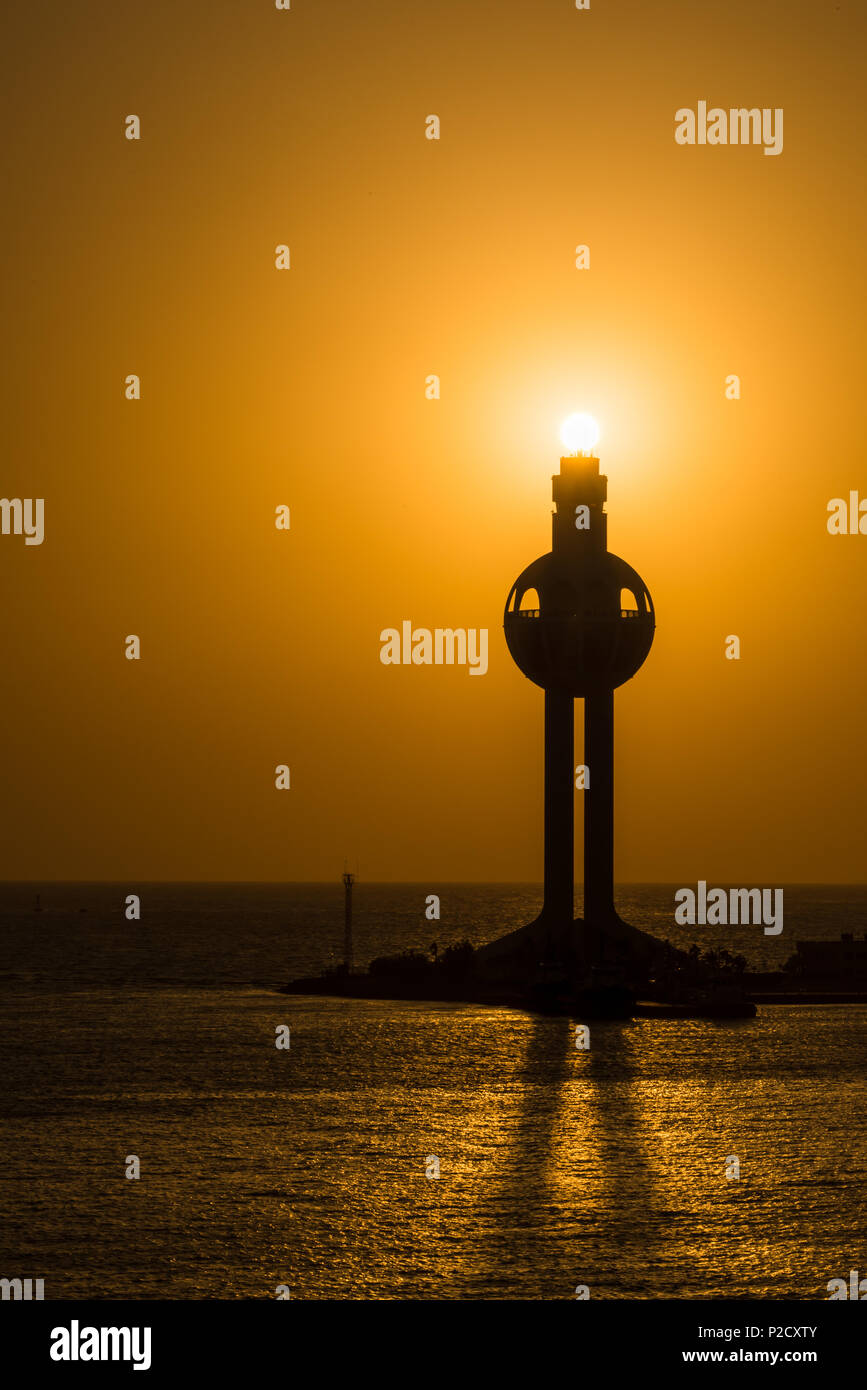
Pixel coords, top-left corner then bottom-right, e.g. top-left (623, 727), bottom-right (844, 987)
top-left (584, 688), bottom-right (615, 925)
top-left (543, 688), bottom-right (574, 924)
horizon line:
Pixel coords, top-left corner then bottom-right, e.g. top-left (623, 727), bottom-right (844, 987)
top-left (4, 880), bottom-right (867, 889)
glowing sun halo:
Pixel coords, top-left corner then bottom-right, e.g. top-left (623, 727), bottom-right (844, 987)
top-left (560, 413), bottom-right (600, 454)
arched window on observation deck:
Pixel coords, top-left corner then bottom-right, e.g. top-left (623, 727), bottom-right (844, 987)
top-left (518, 587), bottom-right (541, 617)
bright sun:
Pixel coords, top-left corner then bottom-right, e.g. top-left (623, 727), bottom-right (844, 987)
top-left (560, 412), bottom-right (600, 454)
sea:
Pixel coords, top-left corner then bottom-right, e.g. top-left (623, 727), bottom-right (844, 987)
top-left (1, 882), bottom-right (865, 1301)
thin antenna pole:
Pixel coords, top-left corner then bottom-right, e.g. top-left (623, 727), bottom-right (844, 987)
top-left (342, 869), bottom-right (355, 973)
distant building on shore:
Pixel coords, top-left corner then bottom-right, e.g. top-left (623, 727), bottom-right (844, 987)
top-left (790, 934), bottom-right (867, 978)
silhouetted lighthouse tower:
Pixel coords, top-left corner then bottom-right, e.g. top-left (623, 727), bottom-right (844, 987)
top-left (504, 427), bottom-right (654, 948)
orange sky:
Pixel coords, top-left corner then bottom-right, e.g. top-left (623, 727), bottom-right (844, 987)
top-left (2, 0), bottom-right (865, 882)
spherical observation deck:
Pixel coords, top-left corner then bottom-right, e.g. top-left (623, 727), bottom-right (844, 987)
top-left (504, 549), bottom-right (655, 695)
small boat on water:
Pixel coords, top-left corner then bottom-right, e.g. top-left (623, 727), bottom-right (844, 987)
top-left (635, 986), bottom-right (756, 1020)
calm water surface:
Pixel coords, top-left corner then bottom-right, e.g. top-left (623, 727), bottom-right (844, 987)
top-left (1, 883), bottom-right (865, 1299)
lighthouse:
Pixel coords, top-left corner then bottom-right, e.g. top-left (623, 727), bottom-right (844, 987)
top-left (502, 416), bottom-right (655, 967)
